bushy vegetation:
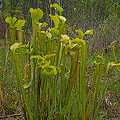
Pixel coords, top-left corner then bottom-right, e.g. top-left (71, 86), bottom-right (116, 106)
top-left (0, 1), bottom-right (120, 120)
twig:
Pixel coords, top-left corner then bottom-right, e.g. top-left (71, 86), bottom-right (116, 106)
top-left (0, 113), bottom-right (23, 119)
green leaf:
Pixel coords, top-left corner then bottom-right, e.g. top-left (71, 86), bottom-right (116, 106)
top-left (70, 43), bottom-right (78, 49)
top-left (60, 34), bottom-right (70, 44)
top-left (44, 62), bottom-right (50, 69)
top-left (30, 55), bottom-right (44, 59)
top-left (30, 8), bottom-right (43, 24)
top-left (65, 71), bottom-right (70, 79)
top-left (15, 20), bottom-right (25, 31)
top-left (45, 54), bottom-right (56, 60)
top-left (59, 16), bottom-right (66, 23)
top-left (71, 38), bottom-right (85, 44)
top-left (41, 31), bottom-right (46, 34)
top-left (109, 41), bottom-right (117, 47)
top-left (61, 34), bottom-right (70, 40)
top-left (111, 62), bottom-right (120, 66)
top-left (50, 3), bottom-right (63, 14)
top-left (23, 49), bottom-right (30, 55)
top-left (41, 66), bottom-right (57, 76)
top-left (49, 14), bottom-right (60, 28)
top-left (10, 43), bottom-right (22, 53)
top-left (41, 69), bottom-right (54, 76)
top-left (39, 22), bottom-right (48, 29)
top-left (70, 44), bottom-right (81, 51)
top-left (94, 61), bottom-right (99, 66)
top-left (5, 17), bottom-right (17, 28)
top-left (75, 30), bottom-right (84, 38)
top-left (60, 38), bottom-right (69, 44)
top-left (51, 28), bottom-right (59, 39)
top-left (75, 29), bottom-right (93, 38)
top-left (46, 32), bottom-right (52, 39)
top-left (41, 69), bottom-right (48, 75)
top-left (97, 55), bottom-right (105, 63)
top-left (65, 44), bottom-right (81, 52)
top-left (84, 29), bottom-right (93, 35)
top-left (46, 28), bottom-right (52, 38)
top-left (23, 81), bottom-right (30, 89)
top-left (65, 44), bottom-right (72, 51)
top-left (55, 66), bottom-right (61, 73)
top-left (53, 67), bottom-right (57, 75)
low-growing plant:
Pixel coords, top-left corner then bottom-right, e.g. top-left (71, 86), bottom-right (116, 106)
top-left (5, 3), bottom-right (120, 120)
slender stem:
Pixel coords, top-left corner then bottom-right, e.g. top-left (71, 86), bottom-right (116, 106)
top-left (61, 48), bottom-right (66, 105)
top-left (10, 28), bottom-right (16, 44)
top-left (94, 63), bottom-right (110, 119)
top-left (13, 54), bottom-right (33, 120)
top-left (87, 66), bottom-right (99, 118)
top-left (92, 63), bottom-right (104, 120)
top-left (81, 43), bottom-right (86, 120)
top-left (31, 21), bottom-right (38, 118)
